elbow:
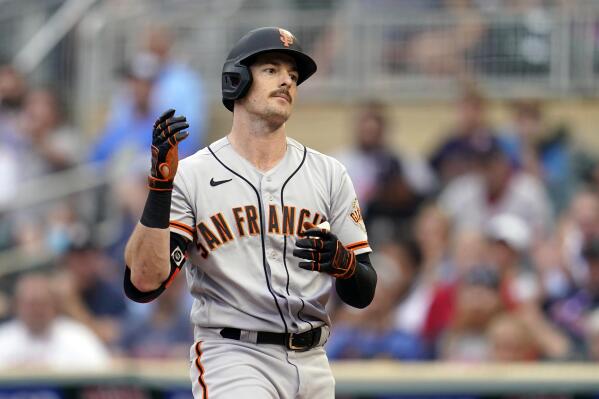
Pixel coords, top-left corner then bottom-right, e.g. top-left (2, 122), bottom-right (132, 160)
top-left (349, 288), bottom-right (376, 309)
top-left (337, 270), bottom-right (377, 309)
top-left (129, 263), bottom-right (169, 293)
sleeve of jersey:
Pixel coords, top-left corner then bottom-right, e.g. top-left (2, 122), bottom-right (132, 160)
top-left (169, 171), bottom-right (196, 241)
top-left (329, 166), bottom-right (372, 255)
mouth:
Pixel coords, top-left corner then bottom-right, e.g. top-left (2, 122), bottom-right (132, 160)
top-left (272, 92), bottom-right (291, 104)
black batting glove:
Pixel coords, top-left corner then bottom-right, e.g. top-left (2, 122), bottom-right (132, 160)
top-left (148, 109), bottom-right (189, 191)
top-left (293, 222), bottom-right (357, 279)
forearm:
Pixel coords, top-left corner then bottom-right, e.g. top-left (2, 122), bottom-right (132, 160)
top-left (335, 253), bottom-right (377, 309)
top-left (123, 108), bottom-right (189, 294)
top-left (125, 222), bottom-right (171, 291)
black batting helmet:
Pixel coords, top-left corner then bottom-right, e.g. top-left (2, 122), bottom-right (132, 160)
top-left (222, 27), bottom-right (317, 112)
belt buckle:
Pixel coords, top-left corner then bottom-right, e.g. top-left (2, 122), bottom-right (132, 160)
top-left (287, 333), bottom-right (307, 351)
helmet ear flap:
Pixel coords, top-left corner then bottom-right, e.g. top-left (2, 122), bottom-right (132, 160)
top-left (222, 63), bottom-right (252, 112)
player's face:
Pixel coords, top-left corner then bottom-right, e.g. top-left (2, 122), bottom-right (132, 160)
top-left (241, 52), bottom-right (298, 125)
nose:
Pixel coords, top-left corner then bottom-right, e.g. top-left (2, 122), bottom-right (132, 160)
top-left (280, 71), bottom-right (294, 87)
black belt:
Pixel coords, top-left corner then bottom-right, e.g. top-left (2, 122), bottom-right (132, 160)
top-left (220, 327), bottom-right (323, 352)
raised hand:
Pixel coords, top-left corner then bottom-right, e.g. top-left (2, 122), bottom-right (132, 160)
top-left (148, 109), bottom-right (189, 191)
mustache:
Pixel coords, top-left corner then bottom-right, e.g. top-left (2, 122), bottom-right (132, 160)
top-left (270, 89), bottom-right (292, 103)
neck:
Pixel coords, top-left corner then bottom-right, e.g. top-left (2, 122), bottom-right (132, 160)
top-left (229, 110), bottom-right (288, 172)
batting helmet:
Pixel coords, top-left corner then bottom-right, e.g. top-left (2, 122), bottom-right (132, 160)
top-left (222, 27), bottom-right (317, 112)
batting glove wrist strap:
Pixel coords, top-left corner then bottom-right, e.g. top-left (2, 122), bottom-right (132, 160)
top-left (330, 241), bottom-right (357, 279)
top-left (140, 190), bottom-right (172, 229)
top-left (148, 108), bottom-right (189, 192)
top-left (148, 176), bottom-right (173, 191)
top-left (293, 222), bottom-right (357, 279)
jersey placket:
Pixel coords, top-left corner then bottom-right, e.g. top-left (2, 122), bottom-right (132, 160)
top-left (260, 173), bottom-right (291, 314)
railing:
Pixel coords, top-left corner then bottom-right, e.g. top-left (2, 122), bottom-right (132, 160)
top-left (1, 360), bottom-right (599, 397)
top-left (75, 0), bottom-right (599, 121)
top-left (0, 162), bottom-right (125, 278)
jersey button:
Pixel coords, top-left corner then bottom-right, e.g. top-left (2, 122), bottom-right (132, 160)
top-left (266, 176), bottom-right (272, 182)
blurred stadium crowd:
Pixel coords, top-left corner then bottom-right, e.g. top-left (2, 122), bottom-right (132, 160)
top-left (0, 0), bottom-right (599, 371)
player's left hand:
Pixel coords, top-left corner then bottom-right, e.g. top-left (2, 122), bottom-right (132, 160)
top-left (293, 222), bottom-right (357, 279)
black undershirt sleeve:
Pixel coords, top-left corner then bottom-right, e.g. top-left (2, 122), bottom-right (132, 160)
top-left (335, 253), bottom-right (377, 309)
top-left (124, 232), bottom-right (188, 303)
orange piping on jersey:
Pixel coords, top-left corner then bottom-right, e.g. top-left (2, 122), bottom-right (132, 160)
top-left (346, 241), bottom-right (370, 251)
top-left (268, 204), bottom-right (281, 234)
top-left (169, 221), bottom-right (195, 237)
top-left (282, 206), bottom-right (296, 236)
top-left (194, 341), bottom-right (208, 399)
top-left (211, 213), bottom-right (234, 243)
top-left (232, 206), bottom-right (246, 237)
top-left (296, 208), bottom-right (311, 236)
top-left (164, 267), bottom-right (181, 288)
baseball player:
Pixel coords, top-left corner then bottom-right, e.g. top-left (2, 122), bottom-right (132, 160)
top-left (124, 27), bottom-right (377, 398)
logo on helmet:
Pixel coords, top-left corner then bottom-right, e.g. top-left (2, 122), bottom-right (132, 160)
top-left (278, 28), bottom-right (294, 48)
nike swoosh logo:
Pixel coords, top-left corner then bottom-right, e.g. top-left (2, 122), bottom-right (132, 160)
top-left (210, 178), bottom-right (232, 187)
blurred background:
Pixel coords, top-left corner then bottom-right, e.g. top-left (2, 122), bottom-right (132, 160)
top-left (1, 0), bottom-right (599, 398)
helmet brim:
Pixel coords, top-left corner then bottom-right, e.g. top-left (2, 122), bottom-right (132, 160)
top-left (240, 47), bottom-right (317, 85)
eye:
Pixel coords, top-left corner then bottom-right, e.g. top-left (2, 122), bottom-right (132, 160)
top-left (290, 73), bottom-right (299, 82)
top-left (264, 67), bottom-right (276, 74)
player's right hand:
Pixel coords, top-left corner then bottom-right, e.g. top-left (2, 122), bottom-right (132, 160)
top-left (148, 108), bottom-right (189, 191)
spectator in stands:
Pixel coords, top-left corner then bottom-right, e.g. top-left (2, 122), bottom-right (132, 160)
top-left (335, 101), bottom-right (435, 207)
top-left (140, 24), bottom-right (207, 148)
top-left (105, 163), bottom-right (149, 265)
top-left (548, 237), bottom-right (599, 353)
top-left (327, 243), bottom-right (428, 360)
top-left (92, 25), bottom-right (206, 167)
top-left (530, 236), bottom-right (573, 306)
top-left (449, 228), bottom-right (487, 280)
top-left (486, 214), bottom-right (534, 303)
top-left (387, 239), bottom-right (435, 346)
top-left (414, 204), bottom-right (452, 283)
top-left (487, 313), bottom-right (538, 362)
top-left (399, 0), bottom-right (486, 75)
top-left (425, 213), bottom-right (571, 359)
top-left (421, 228), bottom-right (487, 344)
top-left (559, 190), bottom-right (599, 287)
top-left (334, 101), bottom-right (402, 205)
top-left (0, 273), bottom-right (109, 370)
top-left (484, 213), bottom-right (572, 360)
top-left (438, 139), bottom-right (553, 235)
top-left (53, 239), bottom-right (127, 347)
top-left (364, 156), bottom-right (425, 245)
top-left (474, 0), bottom-right (552, 76)
top-left (0, 66), bottom-right (27, 249)
top-left (0, 65), bottom-right (27, 144)
top-left (120, 276), bottom-right (193, 358)
top-left (18, 88), bottom-right (83, 179)
top-left (313, 0), bottom-right (485, 77)
top-left (90, 54), bottom-right (162, 168)
top-left (584, 309), bottom-right (599, 361)
top-left (438, 266), bottom-right (503, 362)
top-left (430, 83), bottom-right (498, 186)
top-left (498, 99), bottom-right (576, 212)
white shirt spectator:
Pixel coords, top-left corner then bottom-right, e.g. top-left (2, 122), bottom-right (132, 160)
top-left (0, 316), bottom-right (110, 370)
top-left (438, 172), bottom-right (552, 236)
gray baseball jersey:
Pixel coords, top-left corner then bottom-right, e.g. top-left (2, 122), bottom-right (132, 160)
top-left (169, 136), bottom-right (371, 334)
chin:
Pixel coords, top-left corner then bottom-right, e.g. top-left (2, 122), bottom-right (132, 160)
top-left (263, 106), bottom-right (291, 125)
